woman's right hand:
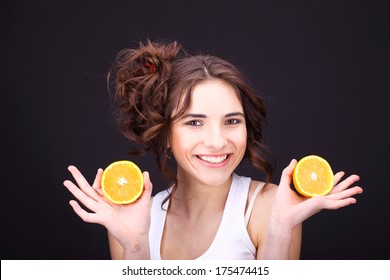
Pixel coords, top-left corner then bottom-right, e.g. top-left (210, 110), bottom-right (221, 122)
top-left (63, 165), bottom-right (153, 259)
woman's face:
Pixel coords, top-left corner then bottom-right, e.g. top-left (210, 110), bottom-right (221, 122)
top-left (169, 79), bottom-right (247, 187)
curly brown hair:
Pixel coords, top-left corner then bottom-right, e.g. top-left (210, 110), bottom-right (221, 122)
top-left (108, 40), bottom-right (274, 193)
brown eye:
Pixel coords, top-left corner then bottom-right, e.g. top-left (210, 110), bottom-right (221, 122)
top-left (187, 120), bottom-right (202, 126)
top-left (226, 119), bottom-right (240, 125)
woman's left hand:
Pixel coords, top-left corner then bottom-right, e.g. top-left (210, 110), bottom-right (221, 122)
top-left (270, 159), bottom-right (363, 229)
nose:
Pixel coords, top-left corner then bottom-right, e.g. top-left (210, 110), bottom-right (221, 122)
top-left (203, 125), bottom-right (228, 150)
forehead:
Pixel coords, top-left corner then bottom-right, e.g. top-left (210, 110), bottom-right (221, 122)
top-left (188, 80), bottom-right (243, 113)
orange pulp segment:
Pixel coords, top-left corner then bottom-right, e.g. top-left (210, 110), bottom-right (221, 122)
top-left (293, 155), bottom-right (334, 197)
top-left (101, 160), bottom-right (144, 204)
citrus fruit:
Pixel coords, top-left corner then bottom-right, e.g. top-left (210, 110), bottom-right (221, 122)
top-left (293, 155), bottom-right (334, 197)
top-left (101, 160), bottom-right (144, 204)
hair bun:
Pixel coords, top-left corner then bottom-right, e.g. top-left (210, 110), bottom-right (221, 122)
top-left (109, 40), bottom-right (184, 150)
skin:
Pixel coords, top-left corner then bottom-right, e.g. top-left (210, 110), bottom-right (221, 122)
top-left (63, 79), bottom-right (363, 260)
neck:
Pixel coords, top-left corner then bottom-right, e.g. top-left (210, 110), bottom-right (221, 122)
top-left (169, 171), bottom-right (233, 217)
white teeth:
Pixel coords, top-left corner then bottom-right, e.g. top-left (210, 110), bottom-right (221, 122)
top-left (198, 155), bottom-right (228, 164)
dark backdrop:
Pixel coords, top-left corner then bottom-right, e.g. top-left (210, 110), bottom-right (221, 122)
top-left (2, 0), bottom-right (389, 260)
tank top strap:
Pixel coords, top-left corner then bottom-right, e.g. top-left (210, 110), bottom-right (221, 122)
top-left (244, 181), bottom-right (266, 226)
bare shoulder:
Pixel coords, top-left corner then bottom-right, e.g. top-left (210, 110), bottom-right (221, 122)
top-left (246, 180), bottom-right (279, 248)
top-left (248, 180), bottom-right (278, 207)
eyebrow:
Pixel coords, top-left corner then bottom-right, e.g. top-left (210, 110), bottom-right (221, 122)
top-left (182, 112), bottom-right (245, 119)
top-left (225, 112), bottom-right (245, 118)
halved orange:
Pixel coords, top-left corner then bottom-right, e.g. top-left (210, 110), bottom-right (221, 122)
top-left (101, 160), bottom-right (144, 204)
top-left (293, 155), bottom-right (334, 197)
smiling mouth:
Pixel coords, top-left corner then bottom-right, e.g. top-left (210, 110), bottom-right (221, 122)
top-left (197, 154), bottom-right (229, 164)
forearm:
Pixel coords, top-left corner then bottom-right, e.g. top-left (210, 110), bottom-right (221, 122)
top-left (261, 226), bottom-right (292, 259)
top-left (260, 217), bottom-right (301, 260)
top-left (108, 230), bottom-right (151, 260)
top-left (122, 237), bottom-right (151, 260)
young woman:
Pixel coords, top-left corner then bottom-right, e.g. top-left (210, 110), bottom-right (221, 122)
top-left (63, 40), bottom-right (363, 260)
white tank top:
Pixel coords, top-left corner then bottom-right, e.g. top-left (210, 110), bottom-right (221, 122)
top-left (149, 173), bottom-right (265, 260)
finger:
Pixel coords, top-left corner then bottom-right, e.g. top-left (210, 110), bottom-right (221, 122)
top-left (68, 166), bottom-right (100, 201)
top-left (333, 171), bottom-right (345, 186)
top-left (92, 168), bottom-right (104, 196)
top-left (63, 180), bottom-right (99, 212)
top-left (292, 192), bottom-right (358, 219)
top-left (327, 186), bottom-right (363, 201)
top-left (142, 171), bottom-right (153, 196)
top-left (278, 159), bottom-right (297, 188)
top-left (322, 197), bottom-right (357, 210)
top-left (69, 200), bottom-right (99, 223)
top-left (137, 171), bottom-right (153, 204)
top-left (331, 174), bottom-right (360, 194)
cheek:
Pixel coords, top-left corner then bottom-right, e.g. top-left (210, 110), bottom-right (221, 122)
top-left (239, 129), bottom-right (248, 153)
top-left (230, 126), bottom-right (247, 147)
top-left (170, 128), bottom-right (194, 154)
top-left (232, 127), bottom-right (248, 159)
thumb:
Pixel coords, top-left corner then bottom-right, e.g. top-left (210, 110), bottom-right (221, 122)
top-left (142, 171), bottom-right (153, 195)
top-left (278, 159), bottom-right (297, 188)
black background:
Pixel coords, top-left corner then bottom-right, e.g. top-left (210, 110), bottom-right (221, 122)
top-left (2, 0), bottom-right (389, 260)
